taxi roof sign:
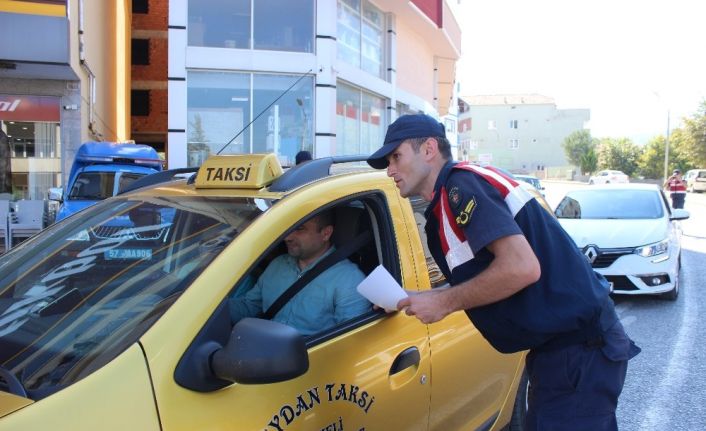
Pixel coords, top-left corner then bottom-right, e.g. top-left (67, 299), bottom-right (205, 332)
top-left (195, 154), bottom-right (283, 189)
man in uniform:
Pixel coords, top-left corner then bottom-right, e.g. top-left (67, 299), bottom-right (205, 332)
top-left (663, 169), bottom-right (687, 209)
top-left (367, 113), bottom-right (639, 430)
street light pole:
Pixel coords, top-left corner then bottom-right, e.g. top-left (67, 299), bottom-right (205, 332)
top-left (663, 109), bottom-right (670, 180)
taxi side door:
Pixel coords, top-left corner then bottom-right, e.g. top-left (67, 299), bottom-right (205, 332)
top-left (404, 196), bottom-right (526, 430)
top-left (142, 174), bottom-right (433, 430)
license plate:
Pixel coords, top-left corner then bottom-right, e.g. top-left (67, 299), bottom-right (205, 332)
top-left (105, 248), bottom-right (152, 260)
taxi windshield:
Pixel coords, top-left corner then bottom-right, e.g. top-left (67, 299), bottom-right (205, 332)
top-left (0, 195), bottom-right (268, 400)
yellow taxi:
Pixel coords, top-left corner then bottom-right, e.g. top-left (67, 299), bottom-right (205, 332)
top-left (0, 154), bottom-right (528, 430)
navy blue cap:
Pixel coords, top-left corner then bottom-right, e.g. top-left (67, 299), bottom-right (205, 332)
top-left (367, 114), bottom-right (446, 169)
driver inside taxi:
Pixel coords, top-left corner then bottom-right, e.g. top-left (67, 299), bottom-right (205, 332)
top-left (228, 210), bottom-right (371, 335)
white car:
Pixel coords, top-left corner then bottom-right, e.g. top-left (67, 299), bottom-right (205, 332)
top-left (555, 184), bottom-right (689, 299)
top-left (684, 168), bottom-right (706, 192)
top-left (515, 174), bottom-right (546, 197)
top-left (588, 170), bottom-right (629, 184)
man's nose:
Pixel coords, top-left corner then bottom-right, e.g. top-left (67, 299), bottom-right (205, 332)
top-left (386, 164), bottom-right (395, 177)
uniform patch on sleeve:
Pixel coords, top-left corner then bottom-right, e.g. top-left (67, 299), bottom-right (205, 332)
top-left (455, 197), bottom-right (476, 226)
top-left (448, 186), bottom-right (462, 209)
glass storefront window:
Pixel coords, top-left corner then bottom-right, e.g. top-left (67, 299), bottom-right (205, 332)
top-left (187, 71), bottom-right (313, 167)
top-left (188, 0), bottom-right (314, 53)
top-left (254, 0), bottom-right (314, 52)
top-left (336, 82), bottom-right (385, 155)
top-left (337, 0), bottom-right (384, 78)
top-left (1, 120), bottom-right (60, 200)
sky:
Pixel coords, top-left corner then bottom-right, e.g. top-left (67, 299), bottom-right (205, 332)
top-left (454, 0), bottom-right (706, 145)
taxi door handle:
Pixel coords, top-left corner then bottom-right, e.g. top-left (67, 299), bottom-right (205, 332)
top-left (389, 347), bottom-right (420, 375)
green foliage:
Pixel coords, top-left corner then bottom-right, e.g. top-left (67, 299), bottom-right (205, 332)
top-left (596, 137), bottom-right (642, 177)
top-left (681, 100), bottom-right (706, 167)
top-left (579, 147), bottom-right (598, 174)
top-left (562, 130), bottom-right (595, 174)
top-left (638, 136), bottom-right (665, 179)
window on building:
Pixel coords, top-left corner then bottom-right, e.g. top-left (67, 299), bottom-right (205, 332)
top-left (509, 139), bottom-right (519, 149)
top-left (4, 121), bottom-right (59, 159)
top-left (337, 0), bottom-right (384, 78)
top-left (509, 119), bottom-right (518, 129)
top-left (188, 0), bottom-right (314, 53)
top-left (132, 0), bottom-right (149, 14)
top-left (488, 120), bottom-right (496, 130)
top-left (131, 39), bottom-right (150, 65)
top-left (337, 82), bottom-right (385, 155)
top-left (396, 102), bottom-right (421, 117)
top-left (132, 90), bottom-right (150, 116)
top-left (444, 118), bottom-right (456, 135)
top-left (186, 71), bottom-right (313, 167)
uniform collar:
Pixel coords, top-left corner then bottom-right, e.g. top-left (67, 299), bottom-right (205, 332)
top-left (425, 160), bottom-right (457, 218)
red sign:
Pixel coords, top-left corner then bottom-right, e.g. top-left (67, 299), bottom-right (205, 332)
top-left (0, 95), bottom-right (61, 122)
top-left (411, 0), bottom-right (442, 27)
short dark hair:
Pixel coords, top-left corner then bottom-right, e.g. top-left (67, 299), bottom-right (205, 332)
top-left (408, 136), bottom-right (452, 160)
top-left (311, 210), bottom-right (334, 232)
top-left (295, 150), bottom-right (312, 165)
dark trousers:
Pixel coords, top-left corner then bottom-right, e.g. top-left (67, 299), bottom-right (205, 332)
top-left (524, 324), bottom-right (635, 431)
top-left (670, 193), bottom-right (685, 209)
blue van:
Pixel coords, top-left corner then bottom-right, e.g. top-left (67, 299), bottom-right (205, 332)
top-left (54, 142), bottom-right (163, 221)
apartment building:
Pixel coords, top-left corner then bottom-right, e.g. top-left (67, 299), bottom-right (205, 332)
top-left (0, 0), bottom-right (130, 198)
top-left (131, 0), bottom-right (168, 156)
top-left (166, 0), bottom-right (462, 168)
top-left (458, 94), bottom-right (589, 175)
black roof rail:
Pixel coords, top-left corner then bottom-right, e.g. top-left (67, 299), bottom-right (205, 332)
top-left (119, 167), bottom-right (199, 194)
top-left (269, 155), bottom-right (369, 192)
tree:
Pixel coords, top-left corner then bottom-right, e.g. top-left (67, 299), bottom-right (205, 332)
top-left (681, 100), bottom-right (706, 167)
top-left (596, 137), bottom-right (642, 177)
top-left (562, 130), bottom-right (596, 174)
top-left (637, 136), bottom-right (665, 179)
top-left (579, 147), bottom-right (598, 174)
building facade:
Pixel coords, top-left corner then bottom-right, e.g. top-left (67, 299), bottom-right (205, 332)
top-left (0, 0), bottom-right (130, 199)
top-left (458, 94), bottom-right (590, 176)
top-left (166, 0), bottom-right (461, 168)
top-left (131, 0), bottom-right (168, 156)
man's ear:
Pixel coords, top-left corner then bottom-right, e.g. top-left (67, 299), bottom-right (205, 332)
top-left (321, 225), bottom-right (334, 242)
top-left (423, 137), bottom-right (439, 161)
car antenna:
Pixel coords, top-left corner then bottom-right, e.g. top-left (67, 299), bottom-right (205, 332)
top-left (216, 69), bottom-right (314, 155)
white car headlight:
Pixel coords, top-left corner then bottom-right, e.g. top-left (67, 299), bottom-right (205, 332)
top-left (635, 239), bottom-right (669, 257)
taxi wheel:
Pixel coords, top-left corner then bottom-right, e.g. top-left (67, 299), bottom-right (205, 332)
top-left (507, 369), bottom-right (529, 430)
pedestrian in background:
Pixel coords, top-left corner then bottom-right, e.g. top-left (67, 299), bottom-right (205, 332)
top-left (663, 169), bottom-right (687, 209)
top-left (295, 150), bottom-right (312, 165)
top-left (367, 113), bottom-right (640, 431)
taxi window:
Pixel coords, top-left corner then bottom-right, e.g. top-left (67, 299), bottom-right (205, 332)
top-left (0, 195), bottom-right (269, 400)
top-left (174, 193), bottom-right (401, 391)
top-left (410, 196), bottom-right (447, 288)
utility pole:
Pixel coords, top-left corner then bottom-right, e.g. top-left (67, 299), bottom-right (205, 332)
top-left (663, 109), bottom-right (670, 181)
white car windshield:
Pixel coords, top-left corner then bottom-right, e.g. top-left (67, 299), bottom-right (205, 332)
top-left (555, 189), bottom-right (664, 219)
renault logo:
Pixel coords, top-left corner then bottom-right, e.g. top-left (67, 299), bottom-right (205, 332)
top-left (583, 245), bottom-right (599, 264)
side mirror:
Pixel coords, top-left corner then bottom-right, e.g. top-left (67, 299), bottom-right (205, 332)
top-left (211, 318), bottom-right (309, 384)
top-left (670, 209), bottom-right (690, 221)
top-left (48, 187), bottom-right (63, 202)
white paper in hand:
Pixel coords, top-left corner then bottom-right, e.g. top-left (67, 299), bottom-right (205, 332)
top-left (356, 265), bottom-right (408, 312)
